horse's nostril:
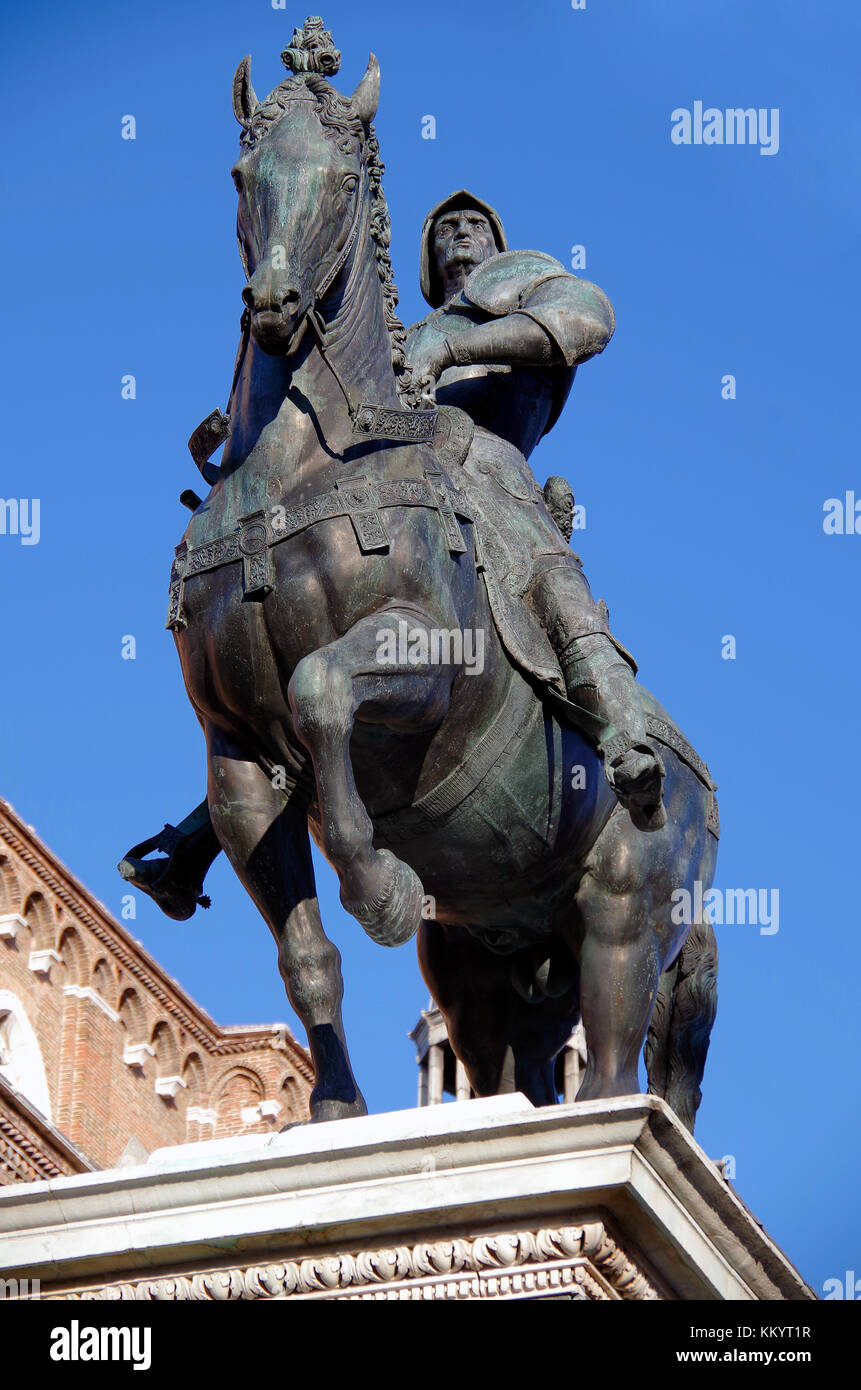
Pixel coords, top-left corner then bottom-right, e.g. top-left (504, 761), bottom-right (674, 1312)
top-left (241, 286), bottom-right (256, 310)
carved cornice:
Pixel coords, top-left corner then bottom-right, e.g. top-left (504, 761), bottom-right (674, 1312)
top-left (1, 1140), bottom-right (43, 1184)
top-left (0, 1078), bottom-right (93, 1181)
top-left (0, 1115), bottom-right (79, 1183)
top-left (0, 1121), bottom-right (61, 1180)
top-left (50, 1223), bottom-right (662, 1302)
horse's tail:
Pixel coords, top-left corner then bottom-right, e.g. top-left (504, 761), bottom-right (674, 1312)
top-left (644, 912), bottom-right (718, 1133)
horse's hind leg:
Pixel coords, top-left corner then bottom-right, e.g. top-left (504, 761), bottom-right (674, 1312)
top-left (569, 810), bottom-right (664, 1101)
top-left (417, 922), bottom-right (510, 1096)
top-left (419, 921), bottom-right (580, 1107)
top-left (288, 606), bottom-right (458, 948)
top-left (206, 724), bottom-right (366, 1122)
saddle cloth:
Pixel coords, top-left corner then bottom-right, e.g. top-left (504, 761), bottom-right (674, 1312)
top-left (447, 422), bottom-right (719, 835)
top-left (454, 423), bottom-right (567, 691)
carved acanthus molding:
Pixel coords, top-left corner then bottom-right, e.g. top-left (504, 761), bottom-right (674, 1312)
top-left (51, 1222), bottom-right (662, 1302)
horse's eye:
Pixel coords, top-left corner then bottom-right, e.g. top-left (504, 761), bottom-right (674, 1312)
top-left (341, 175), bottom-right (359, 195)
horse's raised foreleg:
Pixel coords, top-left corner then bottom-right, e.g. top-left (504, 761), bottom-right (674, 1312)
top-left (206, 725), bottom-right (366, 1122)
top-left (288, 606), bottom-right (458, 948)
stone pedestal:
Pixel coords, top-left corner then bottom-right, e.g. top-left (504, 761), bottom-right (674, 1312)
top-left (0, 1094), bottom-right (813, 1301)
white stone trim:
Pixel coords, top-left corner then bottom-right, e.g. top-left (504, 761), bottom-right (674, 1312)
top-left (0, 1096), bottom-right (815, 1302)
top-left (63, 985), bottom-right (120, 1022)
top-left (122, 1042), bottom-right (155, 1070)
top-left (240, 1100), bottom-right (282, 1124)
top-left (0, 989), bottom-right (53, 1121)
top-left (186, 1107), bottom-right (217, 1127)
top-left (27, 948), bottom-right (61, 976)
top-left (0, 914), bottom-right (26, 940)
top-left (154, 1074), bottom-right (187, 1100)
top-left (50, 1222), bottom-right (657, 1301)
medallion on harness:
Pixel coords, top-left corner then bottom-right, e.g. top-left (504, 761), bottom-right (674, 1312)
top-left (334, 475), bottom-right (390, 553)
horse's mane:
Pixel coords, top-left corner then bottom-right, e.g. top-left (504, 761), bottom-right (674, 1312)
top-left (240, 75), bottom-right (420, 408)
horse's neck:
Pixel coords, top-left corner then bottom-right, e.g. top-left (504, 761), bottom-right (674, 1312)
top-left (321, 219), bottom-right (400, 414)
top-left (222, 206), bottom-right (401, 498)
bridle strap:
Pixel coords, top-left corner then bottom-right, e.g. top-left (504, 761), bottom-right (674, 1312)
top-left (225, 309), bottom-right (252, 415)
top-left (312, 179), bottom-right (366, 305)
top-left (305, 306), bottom-right (361, 418)
top-left (303, 177), bottom-right (368, 422)
top-left (187, 309), bottom-right (251, 486)
top-left (304, 179), bottom-right (438, 444)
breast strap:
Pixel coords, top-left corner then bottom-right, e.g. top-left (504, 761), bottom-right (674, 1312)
top-left (166, 471), bottom-right (471, 631)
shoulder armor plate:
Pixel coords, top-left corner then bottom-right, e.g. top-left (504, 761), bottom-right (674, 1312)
top-left (463, 250), bottom-right (568, 316)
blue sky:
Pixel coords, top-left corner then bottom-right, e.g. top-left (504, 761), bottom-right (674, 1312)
top-left (1, 0), bottom-right (859, 1295)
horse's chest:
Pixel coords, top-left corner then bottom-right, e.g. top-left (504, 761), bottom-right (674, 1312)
top-left (177, 528), bottom-right (333, 672)
top-left (172, 517), bottom-right (408, 722)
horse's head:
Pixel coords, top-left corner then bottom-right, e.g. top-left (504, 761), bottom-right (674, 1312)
top-left (230, 52), bottom-right (379, 355)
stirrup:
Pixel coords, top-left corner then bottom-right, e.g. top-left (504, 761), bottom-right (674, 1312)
top-left (117, 820), bottom-right (213, 922)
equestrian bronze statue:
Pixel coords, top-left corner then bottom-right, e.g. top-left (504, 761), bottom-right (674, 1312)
top-left (120, 16), bottom-right (718, 1131)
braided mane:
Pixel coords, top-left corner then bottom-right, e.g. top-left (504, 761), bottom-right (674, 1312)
top-left (240, 75), bottom-right (420, 408)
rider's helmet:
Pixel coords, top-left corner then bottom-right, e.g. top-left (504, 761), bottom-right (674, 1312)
top-left (419, 190), bottom-right (508, 309)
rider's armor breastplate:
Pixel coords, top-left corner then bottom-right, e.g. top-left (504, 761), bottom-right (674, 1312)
top-left (407, 308), bottom-right (568, 461)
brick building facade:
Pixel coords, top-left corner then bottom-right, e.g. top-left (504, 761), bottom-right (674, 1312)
top-left (0, 796), bottom-right (312, 1183)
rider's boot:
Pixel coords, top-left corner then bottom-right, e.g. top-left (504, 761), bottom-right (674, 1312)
top-left (118, 799), bottom-right (221, 921)
top-left (527, 560), bottom-right (666, 830)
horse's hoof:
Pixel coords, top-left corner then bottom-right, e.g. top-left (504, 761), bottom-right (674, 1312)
top-left (308, 1096), bottom-right (369, 1124)
top-left (342, 849), bottom-right (424, 948)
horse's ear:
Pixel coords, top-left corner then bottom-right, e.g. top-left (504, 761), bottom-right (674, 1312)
top-left (233, 55), bottom-right (258, 126)
top-left (350, 53), bottom-right (379, 125)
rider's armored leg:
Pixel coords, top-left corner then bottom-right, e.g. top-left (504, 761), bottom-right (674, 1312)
top-left (526, 557), bottom-right (666, 828)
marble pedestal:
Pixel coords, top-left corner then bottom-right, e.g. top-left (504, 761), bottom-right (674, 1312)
top-left (0, 1094), bottom-right (814, 1301)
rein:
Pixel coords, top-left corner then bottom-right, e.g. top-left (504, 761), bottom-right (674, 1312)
top-left (186, 311), bottom-right (251, 488)
top-left (187, 176), bottom-right (436, 490)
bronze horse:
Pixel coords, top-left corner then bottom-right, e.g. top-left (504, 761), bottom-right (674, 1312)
top-left (159, 42), bottom-right (718, 1130)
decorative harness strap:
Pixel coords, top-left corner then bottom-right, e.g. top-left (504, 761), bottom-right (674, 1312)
top-left (166, 471), bottom-right (470, 632)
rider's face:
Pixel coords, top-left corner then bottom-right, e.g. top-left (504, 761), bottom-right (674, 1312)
top-left (433, 209), bottom-right (496, 281)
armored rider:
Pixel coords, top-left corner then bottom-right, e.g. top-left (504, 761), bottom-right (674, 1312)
top-left (407, 190), bottom-right (664, 820)
top-left (118, 191), bottom-right (665, 920)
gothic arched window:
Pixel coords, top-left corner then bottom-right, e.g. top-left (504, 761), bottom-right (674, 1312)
top-left (0, 991), bottom-right (52, 1120)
